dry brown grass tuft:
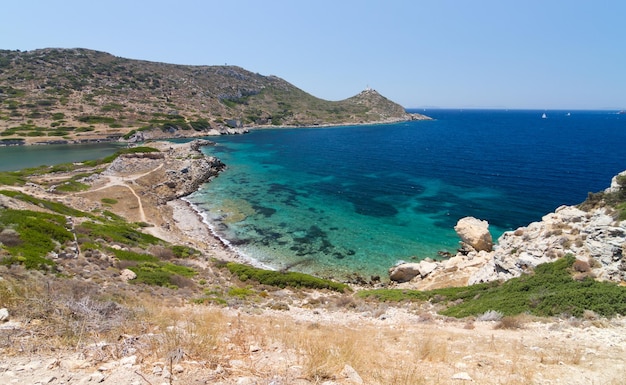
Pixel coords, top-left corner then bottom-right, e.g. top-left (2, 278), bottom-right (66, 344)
top-left (495, 316), bottom-right (525, 330)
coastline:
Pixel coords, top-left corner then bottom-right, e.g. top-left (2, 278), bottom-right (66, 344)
top-left (0, 113), bottom-right (431, 147)
top-left (175, 197), bottom-right (275, 271)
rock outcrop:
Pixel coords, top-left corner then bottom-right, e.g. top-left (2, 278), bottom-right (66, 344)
top-left (390, 171), bottom-right (626, 289)
top-left (103, 140), bottom-right (225, 202)
top-left (389, 260), bottom-right (438, 283)
top-left (469, 205), bottom-right (626, 284)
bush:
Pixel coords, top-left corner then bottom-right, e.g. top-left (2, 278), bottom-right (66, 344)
top-left (225, 262), bottom-right (349, 292)
top-left (572, 259), bottom-right (591, 273)
top-left (359, 256), bottom-right (626, 318)
top-left (129, 262), bottom-right (196, 288)
top-left (0, 209), bottom-right (72, 269)
top-left (77, 115), bottom-right (116, 124)
top-left (77, 221), bottom-right (161, 247)
top-left (0, 190), bottom-right (89, 217)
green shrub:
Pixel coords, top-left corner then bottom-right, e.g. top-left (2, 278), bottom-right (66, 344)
top-left (0, 209), bottom-right (72, 269)
top-left (358, 256), bottom-right (626, 318)
top-left (77, 115), bottom-right (116, 124)
top-left (101, 198), bottom-right (118, 205)
top-left (54, 180), bottom-right (89, 192)
top-left (171, 245), bottom-right (200, 258)
top-left (83, 146), bottom-right (160, 166)
top-left (228, 286), bottom-right (255, 298)
top-left (0, 190), bottom-right (88, 217)
top-left (76, 221), bottom-right (161, 247)
top-left (0, 172), bottom-right (26, 186)
top-left (129, 262), bottom-right (196, 288)
top-left (225, 262), bottom-right (349, 292)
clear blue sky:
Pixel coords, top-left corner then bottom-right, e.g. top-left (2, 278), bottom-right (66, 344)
top-left (2, 0), bottom-right (625, 110)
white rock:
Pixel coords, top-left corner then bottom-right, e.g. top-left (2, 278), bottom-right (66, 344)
top-left (236, 377), bottom-right (258, 385)
top-left (120, 269), bottom-right (137, 281)
top-left (418, 261), bottom-right (438, 277)
top-left (454, 217), bottom-right (493, 252)
top-left (120, 355), bottom-right (137, 366)
top-left (341, 364), bottom-right (364, 384)
top-left (97, 361), bottom-right (118, 371)
top-left (0, 308), bottom-right (9, 322)
top-left (388, 263), bottom-right (421, 282)
top-left (451, 371), bottom-right (473, 381)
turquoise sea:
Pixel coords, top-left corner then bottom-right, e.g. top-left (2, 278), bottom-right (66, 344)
top-left (187, 109), bottom-right (626, 280)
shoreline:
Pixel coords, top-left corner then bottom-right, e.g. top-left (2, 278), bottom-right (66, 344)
top-left (0, 113), bottom-right (431, 147)
top-left (177, 197), bottom-right (275, 271)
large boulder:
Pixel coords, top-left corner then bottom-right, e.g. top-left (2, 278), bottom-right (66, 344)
top-left (389, 260), bottom-right (440, 282)
top-left (454, 217), bottom-right (493, 252)
top-left (389, 263), bottom-right (421, 282)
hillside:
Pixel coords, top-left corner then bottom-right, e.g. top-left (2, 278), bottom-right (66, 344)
top-left (0, 48), bottom-right (428, 145)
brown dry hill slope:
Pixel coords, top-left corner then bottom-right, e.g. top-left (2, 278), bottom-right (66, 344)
top-left (0, 48), bottom-right (428, 145)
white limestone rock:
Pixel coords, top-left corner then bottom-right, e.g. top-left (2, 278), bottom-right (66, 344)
top-left (389, 263), bottom-right (421, 283)
top-left (0, 308), bottom-right (9, 322)
top-left (454, 217), bottom-right (493, 252)
top-left (120, 269), bottom-right (137, 281)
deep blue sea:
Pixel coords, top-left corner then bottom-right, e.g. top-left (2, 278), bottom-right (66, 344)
top-left (188, 109), bottom-right (626, 280)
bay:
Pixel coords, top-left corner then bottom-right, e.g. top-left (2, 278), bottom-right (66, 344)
top-left (188, 109), bottom-right (626, 279)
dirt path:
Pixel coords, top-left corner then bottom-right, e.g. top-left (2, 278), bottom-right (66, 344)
top-left (77, 163), bottom-right (164, 224)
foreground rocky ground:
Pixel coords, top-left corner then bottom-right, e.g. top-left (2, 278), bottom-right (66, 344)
top-left (1, 140), bottom-right (626, 384)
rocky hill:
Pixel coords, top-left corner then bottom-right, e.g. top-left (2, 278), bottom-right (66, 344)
top-left (0, 48), bottom-right (428, 145)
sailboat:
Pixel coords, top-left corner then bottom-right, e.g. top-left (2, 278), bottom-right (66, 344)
top-left (541, 112), bottom-right (547, 119)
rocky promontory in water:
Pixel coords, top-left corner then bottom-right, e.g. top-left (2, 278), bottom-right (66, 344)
top-left (390, 171), bottom-right (626, 290)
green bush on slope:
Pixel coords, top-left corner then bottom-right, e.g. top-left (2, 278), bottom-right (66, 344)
top-left (0, 209), bottom-right (72, 269)
top-left (358, 256), bottom-right (626, 318)
top-left (225, 262), bottom-right (349, 292)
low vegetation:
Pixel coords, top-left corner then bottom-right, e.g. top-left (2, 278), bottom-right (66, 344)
top-left (579, 173), bottom-right (626, 220)
top-left (224, 261), bottom-right (350, 292)
top-left (0, 151), bottom-right (625, 383)
top-left (359, 255), bottom-right (626, 318)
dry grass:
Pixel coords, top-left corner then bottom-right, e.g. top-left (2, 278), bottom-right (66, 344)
top-left (1, 267), bottom-right (623, 384)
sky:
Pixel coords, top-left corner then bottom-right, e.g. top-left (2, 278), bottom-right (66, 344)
top-left (2, 0), bottom-right (625, 110)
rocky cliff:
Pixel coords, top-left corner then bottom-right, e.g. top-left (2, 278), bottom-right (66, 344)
top-left (391, 171), bottom-right (626, 289)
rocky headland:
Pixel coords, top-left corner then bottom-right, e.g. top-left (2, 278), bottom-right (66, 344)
top-left (390, 171), bottom-right (626, 291)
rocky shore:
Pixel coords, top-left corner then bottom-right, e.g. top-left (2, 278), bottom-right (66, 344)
top-left (390, 171), bottom-right (626, 291)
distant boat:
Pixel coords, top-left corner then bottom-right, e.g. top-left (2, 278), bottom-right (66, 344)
top-left (566, 112), bottom-right (571, 116)
top-left (541, 113), bottom-right (547, 119)
top-left (618, 110), bottom-right (625, 115)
